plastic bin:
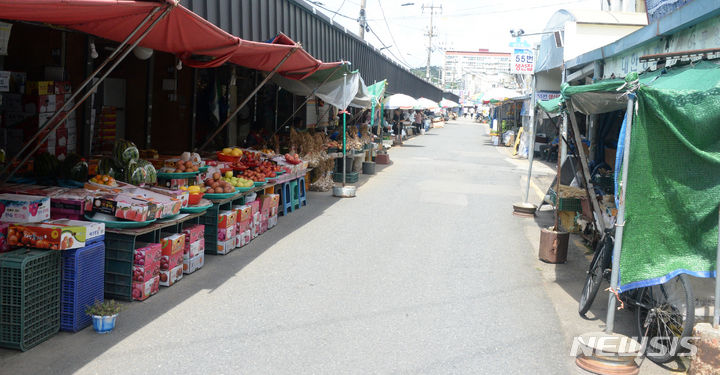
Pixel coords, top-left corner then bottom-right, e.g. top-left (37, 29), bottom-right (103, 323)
top-left (0, 249), bottom-right (61, 351)
top-left (333, 172), bottom-right (359, 183)
top-left (61, 241), bottom-right (105, 332)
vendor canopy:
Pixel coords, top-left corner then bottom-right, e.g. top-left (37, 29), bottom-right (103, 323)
top-left (558, 61), bottom-right (720, 290)
top-left (0, 0), bottom-right (340, 77)
top-left (439, 98), bottom-right (460, 108)
top-left (271, 63), bottom-right (372, 109)
top-left (383, 94), bottom-right (418, 109)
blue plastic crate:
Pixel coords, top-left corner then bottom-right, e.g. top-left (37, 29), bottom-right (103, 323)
top-left (61, 241), bottom-right (105, 332)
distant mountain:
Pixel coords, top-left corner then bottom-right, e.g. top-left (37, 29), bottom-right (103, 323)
top-left (410, 66), bottom-right (441, 86)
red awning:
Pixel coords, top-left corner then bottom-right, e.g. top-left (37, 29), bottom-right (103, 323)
top-left (0, 0), bottom-right (340, 78)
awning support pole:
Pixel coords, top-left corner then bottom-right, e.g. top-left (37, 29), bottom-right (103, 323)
top-left (198, 48), bottom-right (297, 151)
top-left (523, 76), bottom-right (537, 203)
top-left (606, 95), bottom-right (635, 333)
top-left (0, 4), bottom-right (166, 180)
top-left (3, 4), bottom-right (174, 182)
top-left (272, 64), bottom-right (344, 135)
top-left (715, 207), bottom-right (720, 328)
top-left (566, 101), bottom-right (606, 234)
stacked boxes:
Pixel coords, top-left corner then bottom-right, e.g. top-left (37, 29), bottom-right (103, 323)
top-left (159, 234), bottom-right (185, 286)
top-left (94, 106), bottom-right (117, 154)
top-left (259, 194), bottom-right (280, 230)
top-left (249, 200), bottom-right (261, 239)
top-left (216, 210), bottom-right (237, 255)
top-left (233, 205), bottom-right (252, 248)
top-left (182, 224), bottom-right (205, 274)
top-left (0, 75), bottom-right (76, 158)
top-left (132, 243), bottom-right (161, 301)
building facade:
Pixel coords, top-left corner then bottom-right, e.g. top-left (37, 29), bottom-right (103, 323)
top-left (442, 50), bottom-right (514, 102)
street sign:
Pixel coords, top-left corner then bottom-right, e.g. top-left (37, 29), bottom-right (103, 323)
top-left (510, 38), bottom-right (534, 74)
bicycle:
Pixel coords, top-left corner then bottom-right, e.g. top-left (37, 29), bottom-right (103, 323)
top-left (578, 229), bottom-right (695, 364)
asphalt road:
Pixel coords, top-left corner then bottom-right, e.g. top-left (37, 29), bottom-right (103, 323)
top-left (0, 119), bottom-right (573, 374)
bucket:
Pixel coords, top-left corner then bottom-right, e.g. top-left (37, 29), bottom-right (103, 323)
top-left (538, 228), bottom-right (569, 263)
top-left (362, 161), bottom-right (376, 175)
top-left (92, 314), bottom-right (118, 334)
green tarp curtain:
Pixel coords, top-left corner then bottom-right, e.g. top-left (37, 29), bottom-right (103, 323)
top-left (560, 61), bottom-right (720, 290)
top-left (537, 96), bottom-right (562, 114)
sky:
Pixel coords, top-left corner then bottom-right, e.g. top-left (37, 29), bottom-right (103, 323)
top-left (310, 0), bottom-right (603, 69)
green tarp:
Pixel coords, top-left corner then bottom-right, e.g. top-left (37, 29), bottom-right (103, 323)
top-left (367, 80), bottom-right (387, 107)
top-left (537, 96), bottom-right (562, 114)
top-left (561, 61), bottom-right (720, 290)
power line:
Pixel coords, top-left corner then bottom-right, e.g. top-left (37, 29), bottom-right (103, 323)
top-left (331, 0), bottom-right (348, 22)
top-left (366, 24), bottom-right (414, 70)
top-left (310, 1), bottom-right (356, 21)
top-left (366, 0), bottom-right (590, 21)
top-left (375, 0), bottom-right (412, 68)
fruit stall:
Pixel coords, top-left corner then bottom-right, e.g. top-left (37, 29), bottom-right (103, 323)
top-left (0, 139), bottom-right (308, 351)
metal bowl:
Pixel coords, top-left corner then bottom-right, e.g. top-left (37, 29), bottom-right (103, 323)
top-left (333, 185), bottom-right (357, 198)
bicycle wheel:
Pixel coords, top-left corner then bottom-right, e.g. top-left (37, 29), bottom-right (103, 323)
top-left (635, 274), bottom-right (695, 364)
top-left (578, 235), bottom-right (612, 317)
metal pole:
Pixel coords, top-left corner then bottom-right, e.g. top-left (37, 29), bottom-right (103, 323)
top-left (4, 4), bottom-right (174, 182)
top-left (715, 206), bottom-right (720, 328)
top-left (198, 48), bottom-right (297, 151)
top-left (342, 73), bottom-right (347, 186)
top-left (606, 96), bottom-right (635, 333)
top-left (523, 76), bottom-right (537, 203)
top-left (0, 5), bottom-right (164, 178)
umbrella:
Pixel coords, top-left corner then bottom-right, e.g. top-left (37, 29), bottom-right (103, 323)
top-left (383, 93), bottom-right (418, 109)
top-left (481, 87), bottom-right (521, 103)
top-left (439, 98), bottom-right (460, 108)
top-left (415, 97), bottom-right (439, 110)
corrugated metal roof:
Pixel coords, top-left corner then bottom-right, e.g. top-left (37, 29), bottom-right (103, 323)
top-left (180, 0), bottom-right (443, 100)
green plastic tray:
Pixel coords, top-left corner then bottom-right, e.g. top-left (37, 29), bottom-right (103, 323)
top-left (253, 181), bottom-right (267, 187)
top-left (236, 186), bottom-right (254, 192)
top-left (276, 171), bottom-right (285, 176)
top-left (181, 203), bottom-right (213, 213)
top-left (203, 191), bottom-right (238, 200)
top-left (84, 214), bottom-right (157, 228)
top-left (198, 166), bottom-right (208, 173)
top-left (157, 171), bottom-right (200, 179)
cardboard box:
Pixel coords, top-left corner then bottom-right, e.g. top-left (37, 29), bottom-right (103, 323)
top-left (216, 238), bottom-right (235, 255)
top-left (124, 188), bottom-right (182, 219)
top-left (0, 93), bottom-right (22, 111)
top-left (218, 210), bottom-right (237, 229)
top-left (236, 228), bottom-right (251, 248)
top-left (85, 193), bottom-right (150, 222)
top-left (257, 195), bottom-right (272, 215)
top-left (268, 215), bottom-right (278, 229)
top-left (249, 200), bottom-right (260, 215)
top-left (46, 219), bottom-right (104, 241)
top-left (26, 81), bottom-right (53, 95)
top-left (183, 238), bottom-right (204, 260)
top-left (54, 81), bottom-right (72, 95)
top-left (8, 222), bottom-right (92, 250)
top-left (183, 253), bottom-right (204, 274)
top-left (232, 205), bottom-right (252, 222)
top-left (132, 275), bottom-right (159, 301)
top-left (159, 264), bottom-right (183, 287)
top-left (182, 224), bottom-right (204, 244)
top-left (0, 194), bottom-right (51, 223)
top-left (217, 226), bottom-right (236, 242)
top-left (0, 223), bottom-right (10, 253)
top-left (160, 251), bottom-right (183, 271)
top-left (9, 72), bottom-right (26, 94)
top-left (134, 243), bottom-right (162, 267)
top-left (132, 264), bottom-right (159, 283)
top-left (270, 206), bottom-right (278, 217)
top-left (0, 71), bottom-right (9, 92)
top-left (161, 233), bottom-right (185, 256)
top-left (146, 186), bottom-right (189, 208)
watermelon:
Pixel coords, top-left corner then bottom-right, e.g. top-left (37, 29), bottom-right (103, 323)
top-left (34, 152), bottom-right (59, 179)
top-left (113, 139), bottom-right (140, 166)
top-left (137, 160), bottom-right (157, 184)
top-left (69, 159), bottom-right (89, 182)
top-left (97, 157), bottom-right (118, 177)
top-left (124, 160), bottom-right (146, 186)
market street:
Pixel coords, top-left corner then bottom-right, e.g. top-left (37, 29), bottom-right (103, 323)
top-left (1, 119), bottom-right (572, 374)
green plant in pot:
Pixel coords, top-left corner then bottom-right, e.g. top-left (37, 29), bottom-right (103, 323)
top-left (85, 299), bottom-right (122, 334)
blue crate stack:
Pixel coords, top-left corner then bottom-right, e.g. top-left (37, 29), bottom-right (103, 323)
top-left (61, 239), bottom-right (105, 332)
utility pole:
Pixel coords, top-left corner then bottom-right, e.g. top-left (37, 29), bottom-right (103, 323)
top-left (359, 0), bottom-right (367, 40)
top-left (422, 2), bottom-right (442, 82)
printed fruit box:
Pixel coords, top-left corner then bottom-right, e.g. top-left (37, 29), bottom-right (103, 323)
top-left (183, 239), bottom-right (204, 260)
top-left (134, 243), bottom-right (162, 266)
top-left (132, 275), bottom-right (159, 301)
top-left (159, 264), bottom-right (183, 287)
top-left (216, 239), bottom-right (235, 255)
top-left (133, 264), bottom-right (159, 283)
top-left (84, 193), bottom-right (151, 222)
top-left (161, 233), bottom-right (185, 256)
top-left (182, 224), bottom-right (204, 244)
top-left (8, 222), bottom-right (90, 250)
top-left (218, 210), bottom-right (237, 229)
top-left (0, 194), bottom-right (51, 223)
top-left (145, 186), bottom-right (190, 208)
top-left (124, 187), bottom-right (183, 218)
top-left (46, 219), bottom-right (104, 241)
top-left (232, 205), bottom-right (252, 223)
top-left (160, 252), bottom-right (183, 271)
top-left (183, 253), bottom-right (204, 274)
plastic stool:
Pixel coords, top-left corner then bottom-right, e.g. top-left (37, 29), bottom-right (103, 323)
top-left (289, 180), bottom-right (300, 210)
top-left (274, 182), bottom-right (292, 216)
top-left (297, 176), bottom-right (307, 207)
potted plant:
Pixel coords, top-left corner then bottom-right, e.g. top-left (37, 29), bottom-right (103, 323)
top-left (85, 299), bottom-right (122, 334)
